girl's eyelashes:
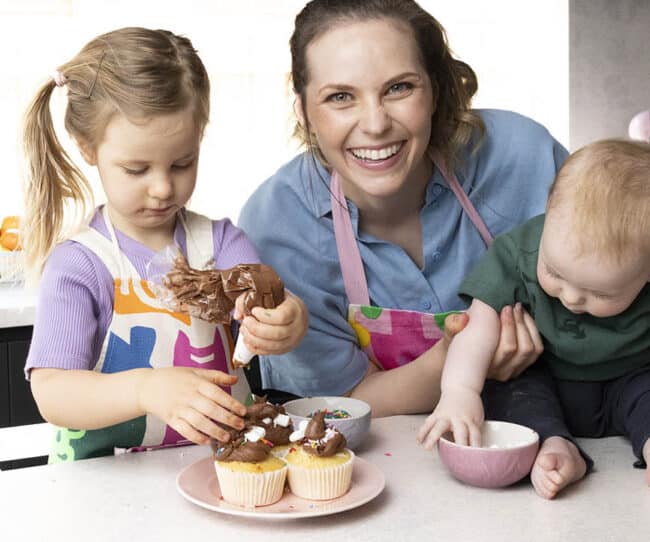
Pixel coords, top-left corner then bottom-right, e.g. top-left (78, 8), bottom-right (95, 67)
top-left (122, 161), bottom-right (194, 175)
top-left (124, 166), bottom-right (148, 176)
top-left (172, 161), bottom-right (194, 170)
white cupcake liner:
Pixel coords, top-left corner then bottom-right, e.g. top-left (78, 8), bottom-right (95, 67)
top-left (287, 451), bottom-right (354, 500)
top-left (214, 461), bottom-right (287, 507)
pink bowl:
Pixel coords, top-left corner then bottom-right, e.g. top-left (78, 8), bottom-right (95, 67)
top-left (437, 420), bottom-right (539, 489)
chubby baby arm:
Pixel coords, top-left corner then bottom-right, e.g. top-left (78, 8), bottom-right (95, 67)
top-left (417, 299), bottom-right (500, 449)
top-left (236, 290), bottom-right (308, 355)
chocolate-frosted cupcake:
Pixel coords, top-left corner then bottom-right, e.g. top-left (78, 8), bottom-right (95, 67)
top-left (285, 410), bottom-right (354, 500)
top-left (246, 395), bottom-right (294, 457)
top-left (211, 424), bottom-right (287, 507)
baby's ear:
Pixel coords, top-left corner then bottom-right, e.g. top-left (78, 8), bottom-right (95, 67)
top-left (74, 137), bottom-right (97, 166)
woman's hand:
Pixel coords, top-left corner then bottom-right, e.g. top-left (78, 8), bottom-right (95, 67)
top-left (235, 290), bottom-right (309, 355)
top-left (487, 302), bottom-right (543, 381)
top-left (138, 367), bottom-right (247, 445)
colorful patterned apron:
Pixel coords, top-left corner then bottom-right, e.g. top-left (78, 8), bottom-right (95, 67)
top-left (337, 151), bottom-right (493, 370)
top-left (50, 207), bottom-right (250, 462)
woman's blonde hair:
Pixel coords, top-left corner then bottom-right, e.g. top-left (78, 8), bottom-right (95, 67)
top-left (289, 0), bottom-right (484, 171)
top-left (22, 27), bottom-right (210, 279)
top-left (547, 139), bottom-right (650, 262)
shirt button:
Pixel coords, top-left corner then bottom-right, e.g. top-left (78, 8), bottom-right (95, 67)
top-left (421, 300), bottom-right (432, 310)
top-left (432, 251), bottom-right (442, 262)
top-left (431, 185), bottom-right (443, 197)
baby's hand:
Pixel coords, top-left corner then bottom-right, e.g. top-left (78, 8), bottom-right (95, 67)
top-left (416, 387), bottom-right (484, 450)
top-left (138, 367), bottom-right (247, 445)
top-left (235, 290), bottom-right (308, 355)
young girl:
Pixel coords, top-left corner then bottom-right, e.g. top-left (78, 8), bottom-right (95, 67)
top-left (22, 27), bottom-right (307, 462)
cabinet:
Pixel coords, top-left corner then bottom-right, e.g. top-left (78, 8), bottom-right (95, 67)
top-left (0, 326), bottom-right (44, 427)
top-left (0, 326), bottom-right (47, 469)
top-left (0, 326), bottom-right (43, 428)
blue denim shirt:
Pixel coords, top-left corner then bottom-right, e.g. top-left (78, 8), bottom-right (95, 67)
top-left (239, 109), bottom-right (568, 396)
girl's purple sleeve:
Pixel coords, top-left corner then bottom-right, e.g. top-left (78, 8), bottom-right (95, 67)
top-left (24, 242), bottom-right (112, 378)
top-left (212, 218), bottom-right (260, 268)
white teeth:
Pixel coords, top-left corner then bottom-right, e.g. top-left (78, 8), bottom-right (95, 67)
top-left (351, 143), bottom-right (402, 161)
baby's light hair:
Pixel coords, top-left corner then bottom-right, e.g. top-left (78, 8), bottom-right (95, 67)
top-left (547, 139), bottom-right (650, 262)
top-left (22, 27), bottom-right (210, 280)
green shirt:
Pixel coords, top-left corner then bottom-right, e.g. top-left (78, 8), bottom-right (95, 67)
top-left (459, 214), bottom-right (650, 381)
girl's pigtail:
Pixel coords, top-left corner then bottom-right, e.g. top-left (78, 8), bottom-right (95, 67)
top-left (22, 77), bottom-right (93, 282)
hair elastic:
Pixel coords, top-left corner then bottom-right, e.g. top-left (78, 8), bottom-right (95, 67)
top-left (52, 71), bottom-right (67, 87)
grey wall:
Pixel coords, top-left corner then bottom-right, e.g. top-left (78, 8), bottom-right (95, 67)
top-left (570, 0), bottom-right (650, 150)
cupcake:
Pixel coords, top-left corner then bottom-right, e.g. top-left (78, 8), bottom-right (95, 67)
top-left (246, 395), bottom-right (294, 458)
top-left (285, 410), bottom-right (354, 500)
top-left (211, 424), bottom-right (287, 507)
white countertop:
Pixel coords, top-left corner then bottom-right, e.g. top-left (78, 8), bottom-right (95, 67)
top-left (1, 415), bottom-right (648, 541)
top-left (0, 282), bottom-right (37, 328)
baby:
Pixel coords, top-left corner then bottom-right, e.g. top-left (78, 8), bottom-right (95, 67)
top-left (418, 139), bottom-right (650, 499)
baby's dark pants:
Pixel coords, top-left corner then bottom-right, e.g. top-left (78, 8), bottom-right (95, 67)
top-left (481, 362), bottom-right (650, 471)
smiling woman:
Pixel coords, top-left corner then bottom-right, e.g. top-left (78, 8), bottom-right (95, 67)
top-left (238, 0), bottom-right (567, 417)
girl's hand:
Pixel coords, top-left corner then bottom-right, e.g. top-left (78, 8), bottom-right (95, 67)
top-left (487, 303), bottom-right (543, 381)
top-left (235, 290), bottom-right (308, 355)
top-left (138, 367), bottom-right (247, 445)
top-left (416, 386), bottom-right (485, 450)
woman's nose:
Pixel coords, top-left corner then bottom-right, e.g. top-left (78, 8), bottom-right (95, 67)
top-left (359, 101), bottom-right (391, 135)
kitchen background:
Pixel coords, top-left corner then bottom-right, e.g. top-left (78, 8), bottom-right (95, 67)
top-left (0, 0), bottom-right (648, 465)
top-left (1, 0), bottom-right (570, 224)
top-left (0, 0), bottom-right (648, 241)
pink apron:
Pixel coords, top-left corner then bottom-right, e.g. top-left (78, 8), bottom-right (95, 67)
top-left (335, 151), bottom-right (493, 370)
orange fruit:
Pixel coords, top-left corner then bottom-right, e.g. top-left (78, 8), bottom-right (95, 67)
top-left (0, 215), bottom-right (22, 251)
top-left (0, 232), bottom-right (20, 251)
top-left (1, 216), bottom-right (20, 231)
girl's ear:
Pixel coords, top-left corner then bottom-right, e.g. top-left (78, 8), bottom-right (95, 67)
top-left (293, 95), bottom-right (306, 128)
top-left (75, 138), bottom-right (97, 166)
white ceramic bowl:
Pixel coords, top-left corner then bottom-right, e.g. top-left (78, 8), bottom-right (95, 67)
top-left (437, 420), bottom-right (540, 489)
top-left (282, 396), bottom-right (371, 450)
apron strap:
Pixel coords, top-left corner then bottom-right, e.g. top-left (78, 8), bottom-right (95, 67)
top-left (428, 149), bottom-right (493, 247)
top-left (331, 151), bottom-right (493, 305)
top-left (331, 172), bottom-right (371, 306)
top-left (72, 207), bottom-right (140, 283)
top-left (178, 210), bottom-right (213, 269)
top-left (102, 205), bottom-right (135, 286)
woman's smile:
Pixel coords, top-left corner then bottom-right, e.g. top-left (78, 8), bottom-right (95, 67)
top-left (347, 141), bottom-right (406, 171)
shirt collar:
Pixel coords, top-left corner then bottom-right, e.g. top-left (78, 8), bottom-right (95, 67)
top-left (314, 168), bottom-right (446, 218)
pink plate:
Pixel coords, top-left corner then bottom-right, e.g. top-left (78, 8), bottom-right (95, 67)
top-left (176, 456), bottom-right (385, 519)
